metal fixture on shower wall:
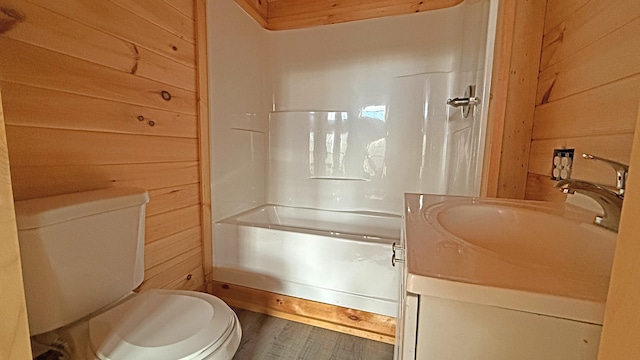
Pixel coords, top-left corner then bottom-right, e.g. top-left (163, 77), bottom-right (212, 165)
top-left (447, 85), bottom-right (479, 118)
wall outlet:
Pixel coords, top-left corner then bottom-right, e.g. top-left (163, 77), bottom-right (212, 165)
top-left (551, 149), bottom-right (574, 180)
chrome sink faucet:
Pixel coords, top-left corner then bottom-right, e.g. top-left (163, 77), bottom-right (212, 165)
top-left (555, 153), bottom-right (628, 232)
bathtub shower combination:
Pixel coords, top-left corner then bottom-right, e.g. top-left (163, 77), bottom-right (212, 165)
top-left (215, 205), bottom-right (401, 316)
top-left (208, 0), bottom-right (497, 317)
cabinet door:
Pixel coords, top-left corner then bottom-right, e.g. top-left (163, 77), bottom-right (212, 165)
top-left (0, 88), bottom-right (32, 359)
top-left (415, 295), bottom-right (601, 360)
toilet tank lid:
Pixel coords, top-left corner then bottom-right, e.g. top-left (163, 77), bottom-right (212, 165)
top-left (15, 188), bottom-right (150, 230)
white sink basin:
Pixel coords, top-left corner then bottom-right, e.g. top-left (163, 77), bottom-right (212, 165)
top-left (425, 201), bottom-right (616, 277)
top-left (404, 195), bottom-right (618, 325)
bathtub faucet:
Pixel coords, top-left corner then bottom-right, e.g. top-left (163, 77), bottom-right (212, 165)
top-left (554, 153), bottom-right (628, 232)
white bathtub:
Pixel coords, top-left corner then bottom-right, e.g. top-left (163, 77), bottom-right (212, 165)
top-left (213, 205), bottom-right (401, 316)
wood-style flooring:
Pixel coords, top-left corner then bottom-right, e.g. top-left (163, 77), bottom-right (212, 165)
top-left (232, 308), bottom-right (394, 360)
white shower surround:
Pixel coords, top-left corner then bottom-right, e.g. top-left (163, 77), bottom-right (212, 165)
top-left (208, 0), bottom-right (497, 315)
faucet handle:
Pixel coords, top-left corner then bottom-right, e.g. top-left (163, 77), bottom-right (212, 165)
top-left (582, 153), bottom-right (629, 194)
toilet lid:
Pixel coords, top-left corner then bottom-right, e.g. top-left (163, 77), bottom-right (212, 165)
top-left (89, 289), bottom-right (236, 360)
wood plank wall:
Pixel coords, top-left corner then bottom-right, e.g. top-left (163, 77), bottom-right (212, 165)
top-left (0, 0), bottom-right (208, 292)
top-left (0, 89), bottom-right (32, 360)
top-left (598, 106), bottom-right (640, 359)
top-left (482, 0), bottom-right (546, 199)
top-left (235, 0), bottom-right (463, 30)
top-left (525, 0), bottom-right (640, 201)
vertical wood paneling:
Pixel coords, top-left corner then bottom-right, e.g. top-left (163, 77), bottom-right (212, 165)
top-left (195, 0), bottom-right (214, 285)
top-left (481, 0), bottom-right (516, 197)
top-left (0, 0), bottom-right (206, 292)
top-left (0, 89), bottom-right (32, 360)
top-left (234, 0), bottom-right (269, 28)
top-left (598, 107), bottom-right (640, 359)
top-left (481, 0), bottom-right (546, 199)
top-left (525, 0), bottom-right (640, 201)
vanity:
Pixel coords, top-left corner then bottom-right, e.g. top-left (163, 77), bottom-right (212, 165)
top-left (395, 194), bottom-right (617, 360)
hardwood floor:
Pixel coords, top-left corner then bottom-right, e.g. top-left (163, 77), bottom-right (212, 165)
top-left (232, 308), bottom-right (395, 360)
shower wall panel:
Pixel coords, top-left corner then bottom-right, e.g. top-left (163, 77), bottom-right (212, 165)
top-left (210, 0), bottom-right (495, 216)
top-left (208, 0), bottom-right (270, 221)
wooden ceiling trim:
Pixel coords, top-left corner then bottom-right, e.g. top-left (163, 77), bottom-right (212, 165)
top-left (269, 0), bottom-right (463, 30)
top-left (235, 0), bottom-right (463, 30)
top-left (234, 0), bottom-right (269, 28)
top-left (268, 0), bottom-right (462, 19)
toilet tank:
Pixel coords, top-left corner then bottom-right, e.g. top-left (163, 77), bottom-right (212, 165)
top-left (15, 188), bottom-right (149, 336)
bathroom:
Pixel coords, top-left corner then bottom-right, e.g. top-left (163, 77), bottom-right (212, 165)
top-left (1, 0), bottom-right (639, 359)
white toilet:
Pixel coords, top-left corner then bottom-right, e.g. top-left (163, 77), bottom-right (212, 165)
top-left (15, 187), bottom-right (241, 360)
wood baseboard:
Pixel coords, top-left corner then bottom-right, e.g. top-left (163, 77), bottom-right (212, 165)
top-left (208, 281), bottom-right (396, 344)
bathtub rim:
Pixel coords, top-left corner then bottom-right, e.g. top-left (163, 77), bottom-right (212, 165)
top-left (216, 203), bottom-right (402, 244)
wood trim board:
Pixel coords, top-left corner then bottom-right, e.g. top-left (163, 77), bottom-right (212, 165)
top-left (234, 0), bottom-right (463, 30)
top-left (597, 99), bottom-right (640, 359)
top-left (481, 0), bottom-right (547, 199)
top-left (209, 281), bottom-right (396, 344)
top-left (195, 0), bottom-right (214, 285)
top-left (0, 88), bottom-right (32, 359)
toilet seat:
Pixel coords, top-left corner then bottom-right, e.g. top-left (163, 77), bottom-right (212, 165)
top-left (88, 289), bottom-right (238, 360)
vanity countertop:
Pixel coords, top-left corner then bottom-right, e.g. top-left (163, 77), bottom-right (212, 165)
top-left (403, 193), bottom-right (617, 324)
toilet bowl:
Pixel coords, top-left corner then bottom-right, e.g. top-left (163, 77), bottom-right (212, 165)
top-left (58, 290), bottom-right (241, 360)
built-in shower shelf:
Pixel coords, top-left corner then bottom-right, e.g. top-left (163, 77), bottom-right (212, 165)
top-left (309, 176), bottom-right (370, 181)
top-left (230, 127), bottom-right (266, 134)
